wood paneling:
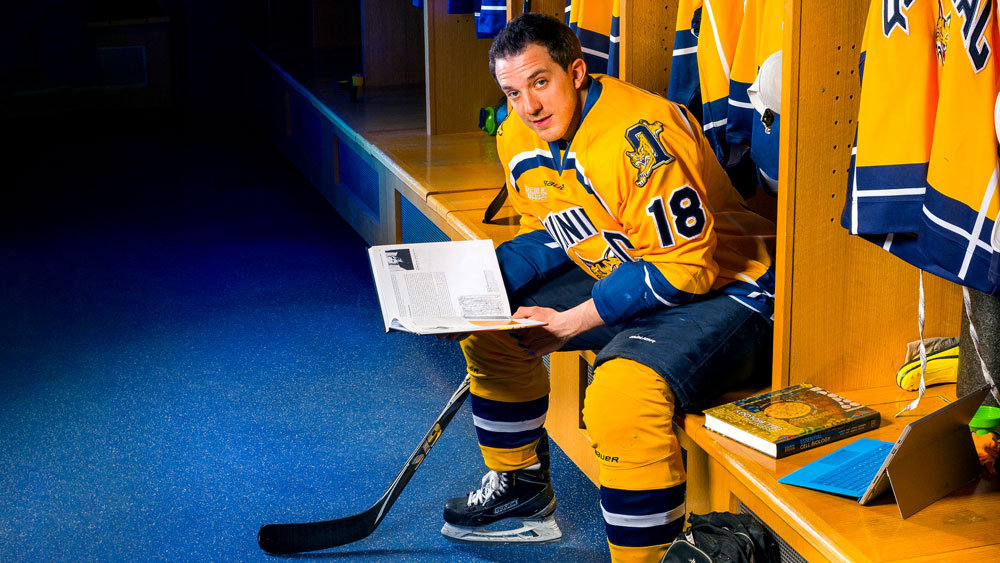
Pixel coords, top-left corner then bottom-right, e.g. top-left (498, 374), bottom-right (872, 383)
top-left (363, 0), bottom-right (425, 87)
top-left (620, 0), bottom-right (674, 97)
top-left (424, 0), bottom-right (503, 134)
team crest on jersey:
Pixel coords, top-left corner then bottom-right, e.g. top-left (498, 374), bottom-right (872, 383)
top-left (578, 248), bottom-right (623, 279)
top-left (625, 120), bottom-right (674, 188)
top-left (936, 2), bottom-right (951, 65)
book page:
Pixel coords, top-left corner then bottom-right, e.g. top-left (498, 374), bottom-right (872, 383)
top-left (368, 240), bottom-right (545, 334)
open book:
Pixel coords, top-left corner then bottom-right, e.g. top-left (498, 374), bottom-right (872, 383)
top-left (367, 239), bottom-right (546, 335)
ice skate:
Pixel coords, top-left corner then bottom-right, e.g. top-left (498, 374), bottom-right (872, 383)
top-left (441, 431), bottom-right (562, 544)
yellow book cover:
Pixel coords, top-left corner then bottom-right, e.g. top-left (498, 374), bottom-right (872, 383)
top-left (702, 383), bottom-right (881, 458)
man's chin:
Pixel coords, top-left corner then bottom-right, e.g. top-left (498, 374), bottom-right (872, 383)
top-left (533, 129), bottom-right (562, 143)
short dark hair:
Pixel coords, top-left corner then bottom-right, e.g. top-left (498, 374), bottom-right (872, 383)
top-left (488, 12), bottom-right (584, 81)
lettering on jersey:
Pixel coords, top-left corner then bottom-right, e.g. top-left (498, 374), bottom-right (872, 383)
top-left (625, 120), bottom-right (674, 188)
top-left (952, 0), bottom-right (992, 72)
top-left (645, 186), bottom-right (708, 247)
top-left (595, 449), bottom-right (619, 463)
top-left (937, 1), bottom-right (952, 64)
top-left (543, 206), bottom-right (598, 251)
top-left (525, 186), bottom-right (547, 201)
top-left (543, 179), bottom-right (565, 191)
top-left (883, 0), bottom-right (916, 37)
top-left (602, 230), bottom-right (636, 263)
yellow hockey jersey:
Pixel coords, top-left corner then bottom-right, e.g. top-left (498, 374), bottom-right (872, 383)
top-left (921, 0), bottom-right (999, 290)
top-left (842, 0), bottom-right (941, 235)
top-left (698, 0), bottom-right (745, 164)
top-left (495, 75), bottom-right (775, 324)
top-left (845, 0), bottom-right (1000, 295)
top-left (566, 0), bottom-right (620, 76)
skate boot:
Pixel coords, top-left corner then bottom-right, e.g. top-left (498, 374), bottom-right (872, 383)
top-left (441, 430), bottom-right (561, 544)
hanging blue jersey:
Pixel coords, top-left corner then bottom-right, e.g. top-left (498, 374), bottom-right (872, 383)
top-left (476, 0), bottom-right (506, 38)
top-left (668, 0), bottom-right (703, 111)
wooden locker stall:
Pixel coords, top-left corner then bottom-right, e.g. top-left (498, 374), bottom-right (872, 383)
top-left (776, 0), bottom-right (961, 391)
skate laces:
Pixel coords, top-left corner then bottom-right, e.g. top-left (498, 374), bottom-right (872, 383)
top-left (467, 471), bottom-right (509, 506)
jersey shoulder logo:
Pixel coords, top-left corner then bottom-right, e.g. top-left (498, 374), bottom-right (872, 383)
top-left (625, 120), bottom-right (674, 188)
top-left (578, 248), bottom-right (623, 279)
top-left (936, 2), bottom-right (952, 65)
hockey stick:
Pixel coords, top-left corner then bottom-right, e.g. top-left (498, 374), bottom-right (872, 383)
top-left (257, 375), bottom-right (472, 554)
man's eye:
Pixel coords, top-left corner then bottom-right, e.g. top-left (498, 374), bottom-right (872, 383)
top-left (535, 79), bottom-right (547, 88)
top-left (507, 91), bottom-right (519, 99)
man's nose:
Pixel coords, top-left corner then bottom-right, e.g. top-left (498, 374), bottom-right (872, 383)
top-left (522, 91), bottom-right (542, 114)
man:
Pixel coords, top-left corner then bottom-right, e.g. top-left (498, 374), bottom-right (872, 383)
top-left (440, 13), bottom-right (775, 563)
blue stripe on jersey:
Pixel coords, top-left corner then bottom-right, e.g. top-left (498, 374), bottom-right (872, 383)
top-left (565, 0), bottom-right (572, 24)
top-left (496, 230), bottom-right (576, 300)
top-left (607, 14), bottom-right (620, 78)
top-left (919, 188), bottom-right (998, 294)
top-left (565, 155), bottom-right (595, 194)
top-left (592, 261), bottom-right (698, 326)
top-left (701, 96), bottom-right (731, 163)
top-left (845, 161), bottom-right (927, 234)
top-left (725, 79), bottom-right (753, 146)
top-left (667, 11), bottom-right (701, 108)
top-left (471, 395), bottom-right (548, 449)
top-left (750, 110), bottom-right (780, 183)
top-left (865, 232), bottom-right (1000, 295)
top-left (601, 484), bottom-right (686, 548)
top-left (476, 0), bottom-right (506, 38)
top-left (720, 265), bottom-right (775, 318)
top-left (511, 151), bottom-right (559, 186)
top-left (577, 27), bottom-right (610, 74)
top-left (991, 252), bottom-right (1000, 287)
top-left (413, 0), bottom-right (422, 7)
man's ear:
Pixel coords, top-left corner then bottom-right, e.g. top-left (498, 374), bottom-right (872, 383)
top-left (569, 58), bottom-right (587, 89)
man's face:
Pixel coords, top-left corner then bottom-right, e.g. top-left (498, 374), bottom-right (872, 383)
top-left (494, 43), bottom-right (586, 143)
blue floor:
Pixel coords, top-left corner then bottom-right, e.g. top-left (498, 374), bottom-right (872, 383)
top-left (0, 113), bottom-right (608, 562)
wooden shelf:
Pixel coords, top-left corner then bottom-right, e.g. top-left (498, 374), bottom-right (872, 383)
top-left (677, 385), bottom-right (1000, 562)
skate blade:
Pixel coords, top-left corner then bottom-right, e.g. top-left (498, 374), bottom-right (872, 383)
top-left (441, 516), bottom-right (562, 545)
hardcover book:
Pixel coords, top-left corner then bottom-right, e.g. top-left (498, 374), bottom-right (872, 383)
top-left (702, 383), bottom-right (881, 458)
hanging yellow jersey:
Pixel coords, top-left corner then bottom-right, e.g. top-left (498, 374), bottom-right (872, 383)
top-left (495, 75), bottom-right (776, 324)
top-left (842, 0), bottom-right (942, 235)
top-left (727, 0), bottom-right (783, 186)
top-left (920, 0), bottom-right (999, 292)
top-left (697, 0), bottom-right (745, 164)
top-left (854, 0), bottom-right (1000, 295)
top-left (567, 0), bottom-right (620, 76)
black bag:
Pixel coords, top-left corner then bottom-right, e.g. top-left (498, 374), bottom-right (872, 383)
top-left (662, 512), bottom-right (781, 563)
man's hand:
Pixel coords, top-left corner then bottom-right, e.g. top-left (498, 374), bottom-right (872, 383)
top-left (513, 299), bottom-right (604, 356)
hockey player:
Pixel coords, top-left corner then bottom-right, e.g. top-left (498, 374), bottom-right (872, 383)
top-left (440, 13), bottom-right (775, 562)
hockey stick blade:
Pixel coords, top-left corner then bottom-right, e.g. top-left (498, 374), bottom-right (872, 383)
top-left (258, 375), bottom-right (472, 554)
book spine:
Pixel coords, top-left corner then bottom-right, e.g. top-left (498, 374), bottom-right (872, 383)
top-left (775, 415), bottom-right (882, 458)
